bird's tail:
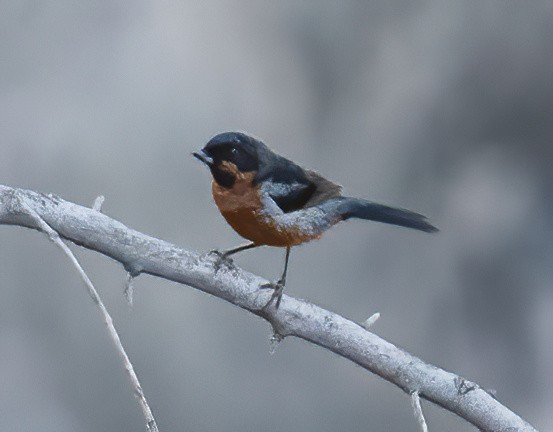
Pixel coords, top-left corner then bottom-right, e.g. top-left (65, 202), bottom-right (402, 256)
top-left (331, 197), bottom-right (438, 233)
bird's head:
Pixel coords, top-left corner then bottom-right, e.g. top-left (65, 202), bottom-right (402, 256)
top-left (193, 132), bottom-right (262, 188)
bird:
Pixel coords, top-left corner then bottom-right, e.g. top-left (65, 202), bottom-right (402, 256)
top-left (193, 132), bottom-right (437, 309)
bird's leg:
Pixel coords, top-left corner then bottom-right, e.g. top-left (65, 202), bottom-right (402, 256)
top-left (261, 246), bottom-right (291, 309)
top-left (208, 242), bottom-right (258, 272)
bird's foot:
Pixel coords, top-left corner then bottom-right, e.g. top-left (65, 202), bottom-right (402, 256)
top-left (260, 279), bottom-right (285, 310)
top-left (207, 249), bottom-right (235, 273)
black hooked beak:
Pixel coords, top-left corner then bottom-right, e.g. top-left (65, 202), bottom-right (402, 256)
top-left (193, 149), bottom-right (214, 166)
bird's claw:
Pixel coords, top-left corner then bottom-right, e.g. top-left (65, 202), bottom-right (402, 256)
top-left (260, 280), bottom-right (285, 310)
top-left (207, 249), bottom-right (235, 272)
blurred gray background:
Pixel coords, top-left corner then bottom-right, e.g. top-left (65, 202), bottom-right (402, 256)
top-left (1, 1), bottom-right (552, 431)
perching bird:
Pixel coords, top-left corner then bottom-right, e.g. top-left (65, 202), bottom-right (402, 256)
top-left (193, 132), bottom-right (437, 308)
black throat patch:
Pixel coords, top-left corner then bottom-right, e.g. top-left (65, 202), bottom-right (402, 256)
top-left (210, 165), bottom-right (236, 188)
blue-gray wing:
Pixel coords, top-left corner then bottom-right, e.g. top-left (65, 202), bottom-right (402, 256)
top-left (255, 151), bottom-right (342, 213)
top-left (259, 170), bottom-right (342, 213)
top-left (261, 180), bottom-right (316, 213)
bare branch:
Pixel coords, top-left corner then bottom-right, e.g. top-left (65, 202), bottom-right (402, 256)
top-left (411, 391), bottom-right (429, 432)
top-left (16, 192), bottom-right (159, 432)
top-left (0, 185), bottom-right (539, 432)
top-left (124, 272), bottom-right (135, 306)
top-left (92, 195), bottom-right (105, 212)
top-left (362, 312), bottom-right (380, 329)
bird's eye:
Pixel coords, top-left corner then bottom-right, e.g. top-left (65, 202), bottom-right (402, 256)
top-left (230, 147), bottom-right (238, 156)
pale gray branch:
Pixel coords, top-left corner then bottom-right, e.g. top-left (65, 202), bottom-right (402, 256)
top-left (92, 195), bottom-right (105, 212)
top-left (411, 391), bottom-right (429, 432)
top-left (16, 193), bottom-right (159, 432)
top-left (0, 185), bottom-right (538, 432)
top-left (362, 312), bottom-right (380, 329)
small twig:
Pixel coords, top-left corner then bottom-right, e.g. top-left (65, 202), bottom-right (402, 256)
top-left (362, 312), bottom-right (380, 329)
top-left (411, 391), bottom-right (429, 432)
top-left (19, 196), bottom-right (159, 432)
top-left (125, 272), bottom-right (135, 307)
top-left (92, 195), bottom-right (105, 212)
